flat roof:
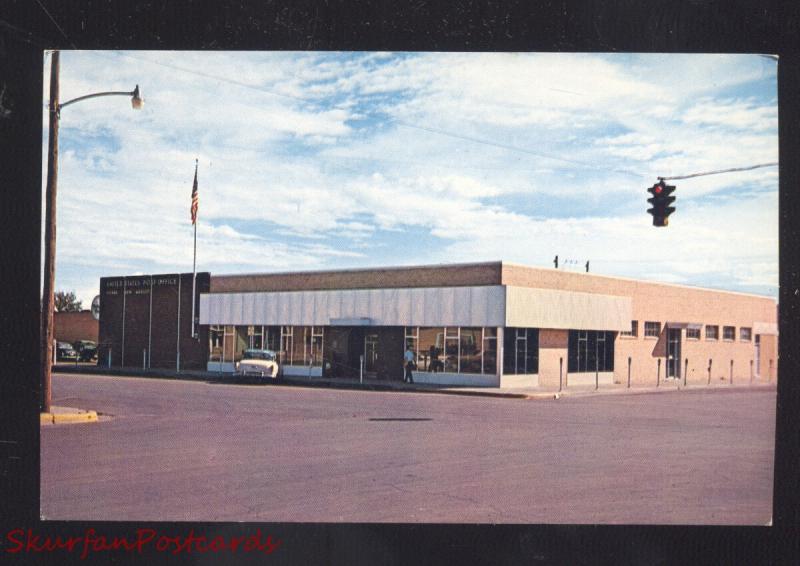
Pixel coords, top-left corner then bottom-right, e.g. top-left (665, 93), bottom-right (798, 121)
top-left (212, 260), bottom-right (775, 302)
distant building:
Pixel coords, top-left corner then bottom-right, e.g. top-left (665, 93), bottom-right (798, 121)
top-left (99, 261), bottom-right (778, 389)
top-left (54, 310), bottom-right (98, 344)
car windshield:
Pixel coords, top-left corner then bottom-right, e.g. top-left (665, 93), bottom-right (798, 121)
top-left (242, 350), bottom-right (275, 361)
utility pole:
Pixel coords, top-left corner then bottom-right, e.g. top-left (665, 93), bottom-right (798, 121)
top-left (40, 50), bottom-right (141, 412)
top-left (41, 50), bottom-right (60, 412)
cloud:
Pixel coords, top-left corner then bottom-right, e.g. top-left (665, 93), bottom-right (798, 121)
top-left (44, 52), bottom-right (778, 305)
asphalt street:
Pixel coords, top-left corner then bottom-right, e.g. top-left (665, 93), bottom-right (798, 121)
top-left (41, 372), bottom-right (776, 524)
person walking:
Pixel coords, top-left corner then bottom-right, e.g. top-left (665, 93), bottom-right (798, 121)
top-left (403, 345), bottom-right (416, 383)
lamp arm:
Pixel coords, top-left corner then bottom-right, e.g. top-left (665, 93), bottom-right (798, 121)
top-left (58, 89), bottom-right (137, 111)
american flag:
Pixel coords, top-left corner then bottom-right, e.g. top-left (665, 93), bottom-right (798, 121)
top-left (190, 161), bottom-right (199, 224)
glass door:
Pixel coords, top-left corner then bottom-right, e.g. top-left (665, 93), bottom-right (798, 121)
top-left (666, 327), bottom-right (681, 379)
top-left (364, 334), bottom-right (379, 373)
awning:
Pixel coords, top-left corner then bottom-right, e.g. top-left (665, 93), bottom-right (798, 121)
top-left (666, 321), bottom-right (702, 330)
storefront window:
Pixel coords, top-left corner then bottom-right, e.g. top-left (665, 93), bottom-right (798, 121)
top-left (209, 325), bottom-right (224, 362)
top-left (460, 327), bottom-right (482, 374)
top-left (411, 326), bottom-right (496, 375)
top-left (418, 327), bottom-right (442, 372)
top-left (404, 327), bottom-right (419, 366)
top-left (306, 326), bottom-right (324, 367)
top-left (503, 328), bottom-right (539, 374)
top-left (265, 326), bottom-right (280, 351)
top-left (291, 326), bottom-right (307, 364)
top-left (249, 325), bottom-right (263, 350)
top-left (568, 330), bottom-right (614, 373)
top-left (444, 327), bottom-right (459, 373)
top-left (234, 326), bottom-right (248, 361)
top-left (280, 326), bottom-right (293, 365)
top-left (483, 328), bottom-right (497, 375)
top-left (223, 325), bottom-right (236, 362)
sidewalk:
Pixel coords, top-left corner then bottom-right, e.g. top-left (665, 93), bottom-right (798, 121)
top-left (53, 364), bottom-right (778, 401)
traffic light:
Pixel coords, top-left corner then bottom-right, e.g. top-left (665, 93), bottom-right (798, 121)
top-left (647, 180), bottom-right (676, 226)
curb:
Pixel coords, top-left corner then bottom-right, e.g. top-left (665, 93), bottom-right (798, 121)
top-left (53, 367), bottom-right (777, 402)
top-left (40, 409), bottom-right (99, 425)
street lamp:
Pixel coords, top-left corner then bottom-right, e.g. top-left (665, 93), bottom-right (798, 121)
top-left (41, 50), bottom-right (143, 412)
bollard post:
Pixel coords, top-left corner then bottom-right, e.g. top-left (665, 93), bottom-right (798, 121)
top-left (627, 357), bottom-right (631, 388)
top-left (750, 360), bottom-right (754, 384)
top-left (143, 349), bottom-right (146, 370)
top-left (657, 358), bottom-right (661, 387)
top-left (730, 359), bottom-right (734, 385)
top-left (595, 358), bottom-right (599, 391)
top-left (559, 357), bottom-right (563, 392)
top-left (708, 359), bottom-right (712, 386)
top-left (683, 358), bottom-right (688, 387)
top-left (108, 347), bottom-right (112, 368)
top-left (360, 354), bottom-right (364, 384)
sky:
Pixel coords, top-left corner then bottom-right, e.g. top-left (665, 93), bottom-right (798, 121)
top-left (42, 51), bottom-right (779, 306)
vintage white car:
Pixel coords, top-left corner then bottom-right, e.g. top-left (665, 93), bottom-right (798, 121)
top-left (235, 349), bottom-right (280, 379)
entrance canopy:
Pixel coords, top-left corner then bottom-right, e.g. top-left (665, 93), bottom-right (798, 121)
top-left (665, 321), bottom-right (703, 330)
top-left (200, 285), bottom-right (506, 327)
top-left (200, 284), bottom-right (632, 331)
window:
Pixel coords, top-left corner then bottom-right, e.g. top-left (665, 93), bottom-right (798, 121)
top-left (705, 325), bottom-right (719, 340)
top-left (620, 320), bottom-right (638, 338)
top-left (414, 327), bottom-right (497, 375)
top-left (686, 327), bottom-right (700, 340)
top-left (223, 325), bottom-right (236, 361)
top-left (459, 328), bottom-right (482, 374)
top-left (444, 327), bottom-right (459, 373)
top-left (306, 326), bottom-right (324, 366)
top-left (740, 327), bottom-right (752, 342)
top-left (723, 326), bottom-right (735, 341)
top-left (405, 326), bottom-right (419, 366)
top-left (568, 330), bottom-right (614, 373)
top-left (503, 328), bottom-right (539, 374)
top-left (482, 328), bottom-right (497, 375)
top-left (209, 325), bottom-right (224, 362)
top-left (644, 321), bottom-right (661, 338)
top-left (280, 326), bottom-right (293, 364)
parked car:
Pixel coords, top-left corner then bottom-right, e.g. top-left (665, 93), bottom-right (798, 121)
top-left (56, 341), bottom-right (78, 361)
top-left (235, 349), bottom-right (280, 380)
top-left (73, 340), bottom-right (98, 362)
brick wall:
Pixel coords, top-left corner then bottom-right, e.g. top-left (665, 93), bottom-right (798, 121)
top-left (98, 273), bottom-right (210, 370)
top-left (54, 311), bottom-right (98, 343)
top-left (501, 263), bottom-right (777, 386)
top-left (211, 262), bottom-right (502, 293)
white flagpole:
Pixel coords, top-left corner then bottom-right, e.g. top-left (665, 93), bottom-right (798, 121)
top-left (191, 159), bottom-right (198, 339)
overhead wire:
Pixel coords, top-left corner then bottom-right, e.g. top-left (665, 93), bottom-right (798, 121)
top-left (82, 51), bottom-right (777, 185)
top-left (88, 50), bottom-right (646, 178)
top-left (658, 162), bottom-right (778, 181)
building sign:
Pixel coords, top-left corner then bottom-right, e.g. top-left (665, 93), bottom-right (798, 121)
top-left (101, 275), bottom-right (180, 296)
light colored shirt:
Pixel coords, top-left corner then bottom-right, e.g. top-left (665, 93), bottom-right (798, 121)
top-left (404, 349), bottom-right (415, 363)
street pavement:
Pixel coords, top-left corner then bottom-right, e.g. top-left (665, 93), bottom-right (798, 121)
top-left (41, 372), bottom-right (776, 524)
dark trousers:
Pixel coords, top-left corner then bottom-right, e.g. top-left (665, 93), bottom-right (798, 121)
top-left (404, 364), bottom-right (414, 383)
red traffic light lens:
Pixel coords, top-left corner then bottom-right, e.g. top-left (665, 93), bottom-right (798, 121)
top-left (654, 185), bottom-right (662, 194)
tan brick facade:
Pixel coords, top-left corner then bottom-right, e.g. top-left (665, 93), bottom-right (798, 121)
top-left (500, 262), bottom-right (777, 387)
top-left (211, 262), bottom-right (503, 293)
top-left (202, 261), bottom-right (777, 389)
